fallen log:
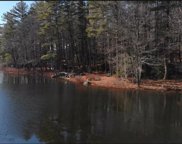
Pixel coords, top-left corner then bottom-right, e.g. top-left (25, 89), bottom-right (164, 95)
top-left (51, 72), bottom-right (68, 78)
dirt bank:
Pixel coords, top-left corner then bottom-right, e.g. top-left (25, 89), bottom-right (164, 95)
top-left (2, 67), bottom-right (182, 92)
top-left (65, 74), bottom-right (182, 92)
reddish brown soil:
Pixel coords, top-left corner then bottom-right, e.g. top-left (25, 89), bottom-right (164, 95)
top-left (2, 67), bottom-right (182, 92)
top-left (65, 74), bottom-right (137, 89)
top-left (1, 67), bottom-right (31, 75)
top-left (1, 67), bottom-right (55, 78)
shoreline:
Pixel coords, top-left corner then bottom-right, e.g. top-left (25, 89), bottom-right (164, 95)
top-left (1, 67), bottom-right (182, 92)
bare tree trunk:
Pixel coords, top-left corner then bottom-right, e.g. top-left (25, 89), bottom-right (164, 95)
top-left (179, 37), bottom-right (181, 62)
top-left (137, 66), bottom-right (142, 87)
top-left (107, 33), bottom-right (111, 74)
top-left (116, 33), bottom-right (119, 76)
top-left (163, 57), bottom-right (167, 80)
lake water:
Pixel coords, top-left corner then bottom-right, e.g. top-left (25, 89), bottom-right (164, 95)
top-left (0, 72), bottom-right (182, 143)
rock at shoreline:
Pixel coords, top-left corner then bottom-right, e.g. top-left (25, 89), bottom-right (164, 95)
top-left (83, 79), bottom-right (91, 86)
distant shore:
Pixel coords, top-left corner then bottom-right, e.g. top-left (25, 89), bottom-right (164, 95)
top-left (1, 67), bottom-right (182, 92)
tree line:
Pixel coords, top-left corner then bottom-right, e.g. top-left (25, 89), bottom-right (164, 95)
top-left (0, 1), bottom-right (182, 85)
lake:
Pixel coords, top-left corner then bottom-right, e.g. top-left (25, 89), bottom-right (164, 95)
top-left (0, 72), bottom-right (181, 143)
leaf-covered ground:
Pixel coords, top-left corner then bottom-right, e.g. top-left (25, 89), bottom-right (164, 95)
top-left (2, 67), bottom-right (182, 92)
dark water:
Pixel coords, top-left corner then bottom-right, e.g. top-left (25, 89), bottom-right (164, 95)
top-left (0, 72), bottom-right (182, 143)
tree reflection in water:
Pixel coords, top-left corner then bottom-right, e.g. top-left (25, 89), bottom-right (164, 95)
top-left (1, 73), bottom-right (182, 143)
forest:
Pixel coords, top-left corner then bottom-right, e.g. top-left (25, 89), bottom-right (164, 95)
top-left (0, 1), bottom-right (182, 86)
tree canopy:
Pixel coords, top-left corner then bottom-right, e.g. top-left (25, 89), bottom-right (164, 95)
top-left (1, 1), bottom-right (182, 84)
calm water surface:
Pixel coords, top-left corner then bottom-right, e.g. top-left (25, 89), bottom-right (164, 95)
top-left (0, 72), bottom-right (182, 143)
